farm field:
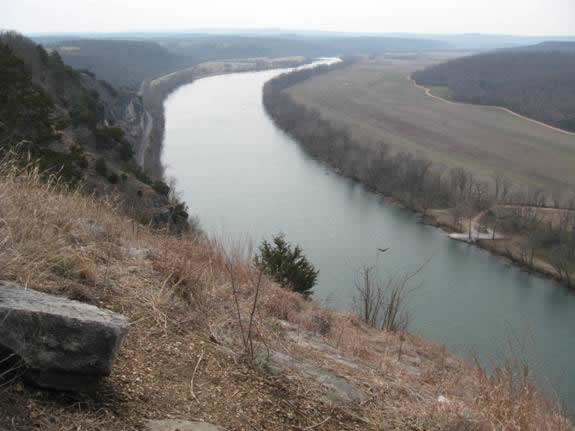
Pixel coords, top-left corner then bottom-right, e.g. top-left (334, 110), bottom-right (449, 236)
top-left (287, 56), bottom-right (575, 197)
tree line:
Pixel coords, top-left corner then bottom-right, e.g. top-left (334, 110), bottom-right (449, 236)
top-left (263, 61), bottom-right (575, 287)
top-left (264, 60), bottom-right (490, 218)
top-left (412, 49), bottom-right (575, 132)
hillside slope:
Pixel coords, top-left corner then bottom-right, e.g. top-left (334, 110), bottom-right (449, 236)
top-left (0, 31), bottom-right (188, 229)
top-left (0, 152), bottom-right (570, 431)
top-left (412, 44), bottom-right (575, 131)
top-left (0, 32), bottom-right (571, 430)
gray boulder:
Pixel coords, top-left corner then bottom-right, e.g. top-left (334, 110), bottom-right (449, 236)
top-left (0, 281), bottom-right (129, 391)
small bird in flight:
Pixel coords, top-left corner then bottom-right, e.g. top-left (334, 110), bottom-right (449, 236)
top-left (378, 248), bottom-right (390, 253)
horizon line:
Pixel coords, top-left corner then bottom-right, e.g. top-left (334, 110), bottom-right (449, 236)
top-left (19, 28), bottom-right (575, 39)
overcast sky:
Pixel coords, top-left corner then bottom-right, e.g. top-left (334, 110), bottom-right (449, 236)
top-left (3, 0), bottom-right (575, 36)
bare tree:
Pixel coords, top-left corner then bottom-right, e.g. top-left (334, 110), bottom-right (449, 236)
top-left (491, 208), bottom-right (500, 240)
top-left (551, 189), bottom-right (563, 209)
top-left (550, 245), bottom-right (573, 288)
top-left (472, 181), bottom-right (490, 211)
top-left (353, 265), bottom-right (423, 332)
top-left (450, 167), bottom-right (468, 199)
top-left (527, 187), bottom-right (546, 207)
top-left (452, 203), bottom-right (465, 231)
top-left (500, 177), bottom-right (513, 203)
top-left (493, 171), bottom-right (505, 202)
top-left (225, 252), bottom-right (265, 364)
top-left (353, 266), bottom-right (384, 327)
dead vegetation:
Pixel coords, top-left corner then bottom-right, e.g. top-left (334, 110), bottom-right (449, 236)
top-left (352, 265), bottom-right (421, 332)
top-left (288, 58), bottom-right (575, 197)
top-left (0, 155), bottom-right (571, 430)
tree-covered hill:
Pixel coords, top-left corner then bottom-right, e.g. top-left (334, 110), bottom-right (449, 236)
top-left (0, 31), bottom-right (188, 228)
top-left (49, 39), bottom-right (192, 88)
top-left (44, 34), bottom-right (447, 87)
top-left (413, 43), bottom-right (575, 131)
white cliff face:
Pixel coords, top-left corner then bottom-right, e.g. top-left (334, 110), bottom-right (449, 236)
top-left (122, 97), bottom-right (152, 165)
top-left (105, 91), bottom-right (153, 169)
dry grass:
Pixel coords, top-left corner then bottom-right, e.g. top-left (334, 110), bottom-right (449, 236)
top-left (0, 155), bottom-right (570, 430)
top-left (288, 58), bottom-right (575, 198)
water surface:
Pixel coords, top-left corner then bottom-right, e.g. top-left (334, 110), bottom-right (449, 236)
top-left (163, 64), bottom-right (575, 411)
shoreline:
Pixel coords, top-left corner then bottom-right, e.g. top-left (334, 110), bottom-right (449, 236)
top-left (138, 57), bottom-right (313, 178)
top-left (263, 62), bottom-right (573, 290)
top-left (143, 59), bottom-right (570, 289)
top-left (264, 82), bottom-right (570, 290)
top-left (322, 161), bottom-right (568, 288)
top-left (406, 77), bottom-right (574, 285)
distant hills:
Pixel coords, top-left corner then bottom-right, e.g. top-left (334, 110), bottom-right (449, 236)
top-left (512, 41), bottom-right (575, 53)
top-left (44, 39), bottom-right (193, 88)
top-left (159, 34), bottom-right (447, 59)
top-left (413, 42), bottom-right (575, 132)
top-left (30, 31), bottom-right (575, 89)
top-left (390, 33), bottom-right (575, 50)
top-left (28, 30), bottom-right (575, 132)
top-left (38, 34), bottom-right (449, 87)
top-left (30, 31), bottom-right (575, 88)
top-left (33, 29), bottom-right (575, 49)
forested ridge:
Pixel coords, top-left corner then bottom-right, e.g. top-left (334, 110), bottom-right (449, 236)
top-left (412, 44), bottom-right (575, 131)
top-left (50, 39), bottom-right (192, 88)
top-left (45, 34), bottom-right (447, 87)
top-left (0, 32), bottom-right (189, 229)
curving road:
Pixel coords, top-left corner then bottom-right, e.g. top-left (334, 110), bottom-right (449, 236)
top-left (408, 75), bottom-right (575, 137)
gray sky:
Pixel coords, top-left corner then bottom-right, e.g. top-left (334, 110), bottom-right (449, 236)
top-left (3, 0), bottom-right (575, 36)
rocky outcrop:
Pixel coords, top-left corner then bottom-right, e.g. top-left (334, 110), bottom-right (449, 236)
top-left (259, 320), bottom-right (368, 405)
top-left (107, 91), bottom-right (153, 168)
top-left (0, 281), bottom-right (128, 391)
top-left (265, 350), bottom-right (367, 404)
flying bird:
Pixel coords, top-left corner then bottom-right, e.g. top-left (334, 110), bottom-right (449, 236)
top-left (378, 248), bottom-right (390, 253)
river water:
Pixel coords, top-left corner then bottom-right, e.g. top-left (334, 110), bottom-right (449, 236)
top-left (162, 62), bottom-right (575, 410)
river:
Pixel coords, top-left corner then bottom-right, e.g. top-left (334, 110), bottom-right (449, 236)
top-left (162, 61), bottom-right (575, 411)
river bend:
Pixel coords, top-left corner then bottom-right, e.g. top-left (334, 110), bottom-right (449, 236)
top-left (162, 62), bottom-right (575, 410)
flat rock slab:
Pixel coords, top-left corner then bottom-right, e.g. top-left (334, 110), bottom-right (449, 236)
top-left (147, 419), bottom-right (223, 431)
top-left (0, 281), bottom-right (129, 391)
top-left (266, 351), bottom-right (367, 404)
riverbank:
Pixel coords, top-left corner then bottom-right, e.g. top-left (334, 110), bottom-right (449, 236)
top-left (138, 57), bottom-right (311, 179)
top-left (329, 144), bottom-right (572, 288)
top-left (0, 154), bottom-right (570, 430)
top-left (265, 60), bottom-right (574, 291)
top-left (325, 163), bottom-right (568, 286)
top-left (426, 208), bottom-right (569, 285)
top-left (292, 149), bottom-right (570, 288)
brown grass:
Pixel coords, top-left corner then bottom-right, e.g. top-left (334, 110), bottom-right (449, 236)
top-left (288, 58), bottom-right (575, 198)
top-left (0, 155), bottom-right (570, 430)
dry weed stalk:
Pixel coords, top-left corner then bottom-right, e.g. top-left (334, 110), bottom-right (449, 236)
top-left (225, 246), bottom-right (266, 364)
top-left (471, 355), bottom-right (571, 430)
top-left (352, 263), bottom-right (423, 332)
